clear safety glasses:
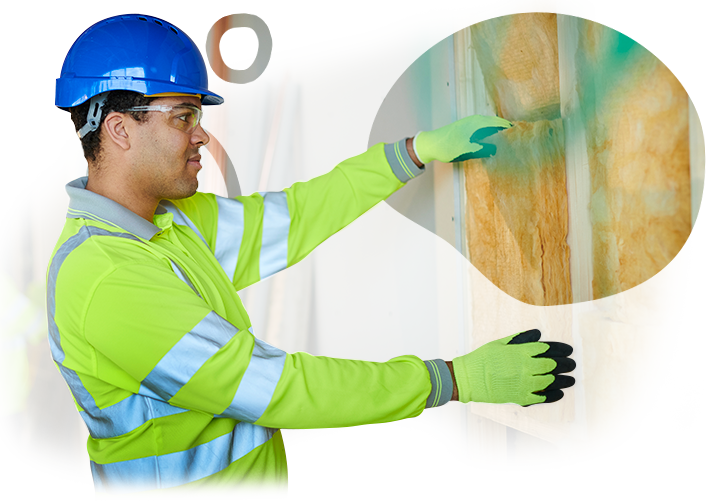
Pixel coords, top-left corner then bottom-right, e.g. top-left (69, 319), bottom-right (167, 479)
top-left (123, 104), bottom-right (204, 134)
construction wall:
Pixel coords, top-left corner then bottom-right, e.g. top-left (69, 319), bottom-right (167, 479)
top-left (579, 0), bottom-right (696, 491)
top-left (456, 0), bottom-right (696, 492)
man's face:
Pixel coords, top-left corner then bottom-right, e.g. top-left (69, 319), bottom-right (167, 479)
top-left (128, 96), bottom-right (209, 201)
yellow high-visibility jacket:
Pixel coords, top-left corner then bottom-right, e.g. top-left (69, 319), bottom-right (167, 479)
top-left (46, 141), bottom-right (453, 491)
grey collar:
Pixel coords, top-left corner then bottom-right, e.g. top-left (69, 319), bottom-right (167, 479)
top-left (65, 177), bottom-right (163, 240)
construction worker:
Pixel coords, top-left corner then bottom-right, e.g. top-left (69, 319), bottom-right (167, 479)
top-left (49, 13), bottom-right (576, 491)
top-left (0, 205), bottom-right (47, 501)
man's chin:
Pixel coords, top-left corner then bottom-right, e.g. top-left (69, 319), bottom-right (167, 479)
top-left (163, 181), bottom-right (199, 201)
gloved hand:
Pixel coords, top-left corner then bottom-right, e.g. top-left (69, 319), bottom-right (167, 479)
top-left (452, 329), bottom-right (575, 406)
top-left (414, 115), bottom-right (512, 164)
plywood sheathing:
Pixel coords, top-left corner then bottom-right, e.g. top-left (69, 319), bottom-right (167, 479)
top-left (460, 0), bottom-right (560, 121)
top-left (574, 19), bottom-right (691, 299)
top-left (579, 312), bottom-right (696, 492)
top-left (512, 431), bottom-right (569, 471)
top-left (464, 119), bottom-right (574, 423)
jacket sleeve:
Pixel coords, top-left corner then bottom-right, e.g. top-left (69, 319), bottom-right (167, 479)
top-left (0, 271), bottom-right (47, 351)
top-left (82, 259), bottom-right (432, 429)
top-left (169, 140), bottom-right (424, 291)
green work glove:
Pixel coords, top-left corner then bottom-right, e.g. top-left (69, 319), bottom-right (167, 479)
top-left (452, 329), bottom-right (575, 406)
top-left (414, 115), bottom-right (512, 164)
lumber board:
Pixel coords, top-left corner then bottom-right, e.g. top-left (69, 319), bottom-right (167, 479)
top-left (471, 404), bottom-right (570, 444)
top-left (583, 463), bottom-right (696, 501)
top-left (686, 0), bottom-right (706, 501)
top-left (556, 0), bottom-right (594, 499)
top-left (468, 407), bottom-right (507, 471)
top-left (453, 0), bottom-right (507, 471)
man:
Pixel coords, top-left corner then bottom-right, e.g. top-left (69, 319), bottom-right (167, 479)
top-left (48, 13), bottom-right (576, 491)
top-left (0, 205), bottom-right (47, 501)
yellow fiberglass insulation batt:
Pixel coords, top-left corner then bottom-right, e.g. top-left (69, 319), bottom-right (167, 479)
top-left (465, 119), bottom-right (574, 422)
top-left (461, 0), bottom-right (560, 121)
top-left (578, 0), bottom-right (693, 327)
top-left (579, 312), bottom-right (696, 492)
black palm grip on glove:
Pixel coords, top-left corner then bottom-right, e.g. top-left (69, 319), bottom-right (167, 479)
top-left (508, 329), bottom-right (576, 406)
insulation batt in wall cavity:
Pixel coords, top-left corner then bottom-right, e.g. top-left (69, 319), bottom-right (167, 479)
top-left (465, 119), bottom-right (574, 422)
top-left (577, 0), bottom-right (693, 327)
top-left (462, 0), bottom-right (560, 121)
top-left (579, 312), bottom-right (696, 492)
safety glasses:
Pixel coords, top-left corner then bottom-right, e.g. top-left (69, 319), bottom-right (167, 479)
top-left (123, 104), bottom-right (204, 134)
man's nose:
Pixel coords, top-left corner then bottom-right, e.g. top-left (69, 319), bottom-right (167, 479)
top-left (192, 124), bottom-right (210, 146)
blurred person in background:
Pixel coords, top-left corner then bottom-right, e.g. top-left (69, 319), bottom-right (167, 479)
top-left (0, 204), bottom-right (47, 501)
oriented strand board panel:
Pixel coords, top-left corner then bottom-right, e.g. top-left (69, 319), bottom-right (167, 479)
top-left (573, 19), bottom-right (691, 299)
top-left (464, 119), bottom-right (572, 306)
top-left (459, 0), bottom-right (560, 121)
top-left (579, 312), bottom-right (696, 492)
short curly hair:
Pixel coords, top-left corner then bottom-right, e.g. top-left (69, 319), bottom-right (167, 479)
top-left (69, 91), bottom-right (157, 163)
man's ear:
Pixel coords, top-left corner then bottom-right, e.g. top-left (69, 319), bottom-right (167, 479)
top-left (102, 112), bottom-right (131, 151)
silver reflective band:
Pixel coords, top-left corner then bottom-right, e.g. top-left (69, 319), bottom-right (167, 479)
top-left (160, 201), bottom-right (210, 249)
top-left (259, 192), bottom-right (290, 280)
top-left (140, 311), bottom-right (240, 402)
top-left (47, 226), bottom-right (140, 365)
top-left (169, 259), bottom-right (202, 298)
top-left (214, 196), bottom-right (245, 280)
top-left (59, 363), bottom-right (185, 439)
top-left (219, 336), bottom-right (286, 422)
top-left (77, 93), bottom-right (109, 139)
top-left (91, 422), bottom-right (277, 490)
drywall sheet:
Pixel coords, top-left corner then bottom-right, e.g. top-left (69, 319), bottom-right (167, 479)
top-left (464, 119), bottom-right (574, 422)
top-left (470, 13), bottom-right (561, 122)
top-left (579, 312), bottom-right (696, 491)
top-left (574, 19), bottom-right (691, 299)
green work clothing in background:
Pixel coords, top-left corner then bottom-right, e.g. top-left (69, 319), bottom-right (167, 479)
top-left (47, 140), bottom-right (436, 490)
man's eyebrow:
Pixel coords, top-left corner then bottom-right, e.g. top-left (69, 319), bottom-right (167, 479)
top-left (174, 102), bottom-right (201, 109)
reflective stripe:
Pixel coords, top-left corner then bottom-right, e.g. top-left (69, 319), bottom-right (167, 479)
top-left (46, 226), bottom-right (185, 439)
top-left (259, 192), bottom-right (290, 280)
top-left (141, 311), bottom-right (239, 402)
top-left (0, 292), bottom-right (29, 327)
top-left (169, 259), bottom-right (201, 298)
top-left (63, 362), bottom-right (188, 439)
top-left (214, 196), bottom-right (245, 280)
top-left (0, 333), bottom-right (27, 353)
top-left (47, 226), bottom-right (140, 364)
top-left (219, 336), bottom-right (286, 422)
top-left (161, 201), bottom-right (209, 249)
top-left (91, 422), bottom-right (276, 490)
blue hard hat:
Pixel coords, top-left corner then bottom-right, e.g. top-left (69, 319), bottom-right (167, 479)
top-left (56, 14), bottom-right (223, 108)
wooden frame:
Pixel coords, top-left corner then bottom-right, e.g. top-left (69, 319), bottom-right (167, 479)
top-left (453, 0), bottom-right (572, 472)
top-left (454, 0), bottom-right (706, 501)
top-left (453, 0), bottom-right (508, 471)
top-left (557, 0), bottom-right (595, 499)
